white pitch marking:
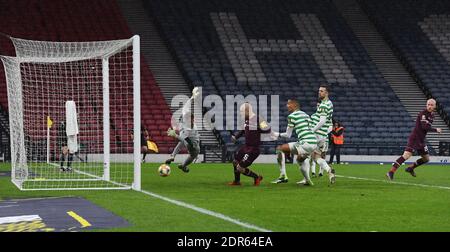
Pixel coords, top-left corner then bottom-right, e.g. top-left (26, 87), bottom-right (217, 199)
top-left (46, 162), bottom-right (271, 231)
top-left (139, 189), bottom-right (272, 232)
top-left (336, 175), bottom-right (450, 190)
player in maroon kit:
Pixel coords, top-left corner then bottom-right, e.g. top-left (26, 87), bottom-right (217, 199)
top-left (228, 103), bottom-right (270, 186)
top-left (386, 99), bottom-right (442, 180)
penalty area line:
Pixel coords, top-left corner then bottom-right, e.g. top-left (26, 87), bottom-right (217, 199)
top-left (336, 175), bottom-right (450, 190)
top-left (139, 189), bottom-right (272, 232)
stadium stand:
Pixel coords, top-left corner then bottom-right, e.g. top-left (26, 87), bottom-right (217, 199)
top-left (0, 0), bottom-right (176, 154)
top-left (145, 0), bottom-right (414, 155)
top-left (2, 0), bottom-right (444, 157)
top-left (360, 0), bottom-right (450, 125)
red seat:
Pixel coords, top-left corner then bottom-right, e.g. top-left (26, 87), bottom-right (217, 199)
top-left (0, 0), bottom-right (176, 153)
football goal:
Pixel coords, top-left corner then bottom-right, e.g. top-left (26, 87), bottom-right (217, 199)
top-left (0, 35), bottom-right (141, 191)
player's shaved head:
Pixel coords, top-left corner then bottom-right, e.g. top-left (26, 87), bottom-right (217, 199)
top-left (240, 102), bottom-right (255, 120)
top-left (426, 98), bottom-right (437, 112)
top-left (287, 99), bottom-right (299, 112)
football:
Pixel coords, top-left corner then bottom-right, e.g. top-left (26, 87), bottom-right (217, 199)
top-left (158, 164), bottom-right (171, 177)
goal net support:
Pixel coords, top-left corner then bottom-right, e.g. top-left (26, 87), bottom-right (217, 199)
top-left (1, 35), bottom-right (141, 191)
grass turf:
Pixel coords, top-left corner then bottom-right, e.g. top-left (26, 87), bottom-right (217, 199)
top-left (1, 162), bottom-right (450, 231)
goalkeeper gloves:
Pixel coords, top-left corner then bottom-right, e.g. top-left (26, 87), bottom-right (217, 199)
top-left (192, 86), bottom-right (200, 99)
top-left (167, 128), bottom-right (178, 138)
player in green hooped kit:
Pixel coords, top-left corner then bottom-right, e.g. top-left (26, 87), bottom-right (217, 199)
top-left (302, 84), bottom-right (336, 185)
top-left (271, 99), bottom-right (319, 186)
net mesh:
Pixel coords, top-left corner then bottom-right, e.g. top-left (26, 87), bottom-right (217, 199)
top-left (1, 37), bottom-right (139, 190)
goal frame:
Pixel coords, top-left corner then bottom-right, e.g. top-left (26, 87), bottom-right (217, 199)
top-left (1, 35), bottom-right (141, 191)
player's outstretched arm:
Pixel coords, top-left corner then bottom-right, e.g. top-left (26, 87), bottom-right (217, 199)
top-left (419, 115), bottom-right (441, 133)
top-left (182, 98), bottom-right (192, 117)
top-left (280, 126), bottom-right (294, 138)
top-left (192, 86), bottom-right (200, 99)
top-left (168, 128), bottom-right (188, 142)
top-left (182, 87), bottom-right (200, 120)
top-left (273, 126), bottom-right (293, 139)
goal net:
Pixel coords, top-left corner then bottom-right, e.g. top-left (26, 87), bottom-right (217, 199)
top-left (0, 35), bottom-right (141, 191)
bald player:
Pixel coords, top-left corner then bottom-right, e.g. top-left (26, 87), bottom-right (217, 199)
top-left (228, 103), bottom-right (268, 186)
top-left (386, 99), bottom-right (442, 180)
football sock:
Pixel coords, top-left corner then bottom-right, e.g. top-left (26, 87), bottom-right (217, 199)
top-left (67, 154), bottom-right (73, 167)
top-left (142, 152), bottom-right (147, 161)
top-left (390, 156), bottom-right (406, 173)
top-left (316, 158), bottom-right (331, 173)
top-left (310, 158), bottom-right (316, 174)
top-left (233, 163), bottom-right (240, 182)
top-left (277, 151), bottom-right (287, 177)
top-left (299, 158), bottom-right (311, 181)
top-left (60, 154), bottom-right (65, 167)
top-left (409, 158), bottom-right (427, 170)
top-left (182, 154), bottom-right (196, 168)
top-left (243, 168), bottom-right (258, 179)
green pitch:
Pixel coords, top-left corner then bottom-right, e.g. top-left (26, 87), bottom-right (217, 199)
top-left (1, 162), bottom-right (450, 231)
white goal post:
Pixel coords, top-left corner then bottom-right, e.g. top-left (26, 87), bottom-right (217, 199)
top-left (0, 35), bottom-right (141, 191)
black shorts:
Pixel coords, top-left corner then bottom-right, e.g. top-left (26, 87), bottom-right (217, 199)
top-left (141, 137), bottom-right (147, 147)
top-left (234, 145), bottom-right (260, 168)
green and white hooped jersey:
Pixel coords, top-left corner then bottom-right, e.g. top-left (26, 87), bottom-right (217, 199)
top-left (310, 99), bottom-right (333, 138)
top-left (287, 110), bottom-right (318, 145)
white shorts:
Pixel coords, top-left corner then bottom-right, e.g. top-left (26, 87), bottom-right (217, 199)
top-left (288, 141), bottom-right (317, 156)
top-left (314, 135), bottom-right (329, 154)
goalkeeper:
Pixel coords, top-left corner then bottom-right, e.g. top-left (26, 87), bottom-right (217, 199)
top-left (165, 87), bottom-right (201, 173)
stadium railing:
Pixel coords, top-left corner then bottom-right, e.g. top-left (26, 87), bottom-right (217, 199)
top-left (439, 141), bottom-right (450, 156)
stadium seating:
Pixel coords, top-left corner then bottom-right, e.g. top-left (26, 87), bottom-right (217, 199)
top-left (0, 0), bottom-right (176, 154)
top-left (145, 0), bottom-right (413, 155)
top-left (360, 0), bottom-right (450, 123)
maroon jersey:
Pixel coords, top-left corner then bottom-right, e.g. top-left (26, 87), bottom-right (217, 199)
top-left (233, 116), bottom-right (270, 168)
top-left (407, 109), bottom-right (437, 148)
top-left (234, 115), bottom-right (271, 147)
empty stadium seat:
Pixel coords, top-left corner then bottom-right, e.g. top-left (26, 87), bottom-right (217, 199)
top-left (146, 0), bottom-right (413, 154)
top-left (361, 0), bottom-right (450, 122)
top-left (0, 0), bottom-right (176, 153)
